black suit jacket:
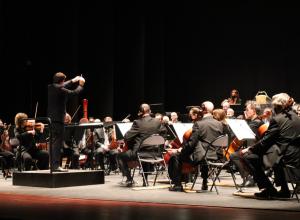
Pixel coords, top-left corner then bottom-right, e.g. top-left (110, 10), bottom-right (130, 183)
top-left (250, 109), bottom-right (300, 167)
top-left (47, 80), bottom-right (83, 123)
top-left (181, 115), bottom-right (224, 163)
top-left (124, 115), bottom-right (165, 154)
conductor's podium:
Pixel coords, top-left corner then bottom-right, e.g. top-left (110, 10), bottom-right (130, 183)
top-left (12, 169), bottom-right (104, 188)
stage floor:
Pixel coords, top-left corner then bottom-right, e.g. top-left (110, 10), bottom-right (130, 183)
top-left (0, 170), bottom-right (299, 220)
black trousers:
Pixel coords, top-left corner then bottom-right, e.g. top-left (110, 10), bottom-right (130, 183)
top-left (168, 153), bottom-right (208, 186)
top-left (243, 152), bottom-right (288, 190)
top-left (20, 149), bottom-right (49, 170)
top-left (0, 150), bottom-right (14, 170)
top-left (51, 122), bottom-right (64, 169)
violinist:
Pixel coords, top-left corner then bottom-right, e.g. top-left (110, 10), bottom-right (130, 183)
top-left (169, 101), bottom-right (224, 192)
top-left (14, 113), bottom-right (49, 171)
top-left (0, 119), bottom-right (14, 178)
top-left (229, 100), bottom-right (264, 187)
top-left (47, 72), bottom-right (85, 172)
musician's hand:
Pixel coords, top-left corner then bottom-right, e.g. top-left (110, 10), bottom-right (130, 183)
top-left (241, 147), bottom-right (249, 155)
top-left (71, 76), bottom-right (81, 83)
top-left (79, 77), bottom-right (85, 86)
top-left (27, 129), bottom-right (36, 136)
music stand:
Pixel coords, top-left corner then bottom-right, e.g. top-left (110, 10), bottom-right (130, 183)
top-left (171, 123), bottom-right (193, 144)
top-left (115, 122), bottom-right (133, 140)
top-left (226, 119), bottom-right (256, 141)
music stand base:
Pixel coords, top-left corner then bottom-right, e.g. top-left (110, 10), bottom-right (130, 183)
top-left (12, 169), bottom-right (104, 188)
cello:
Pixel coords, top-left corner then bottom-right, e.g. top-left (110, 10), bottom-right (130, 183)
top-left (224, 121), bottom-right (269, 160)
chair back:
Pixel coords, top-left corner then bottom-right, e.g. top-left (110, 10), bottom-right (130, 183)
top-left (140, 134), bottom-right (165, 147)
top-left (204, 134), bottom-right (229, 160)
top-left (211, 135), bottom-right (229, 148)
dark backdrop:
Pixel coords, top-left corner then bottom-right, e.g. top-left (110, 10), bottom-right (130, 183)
top-left (1, 1), bottom-right (300, 123)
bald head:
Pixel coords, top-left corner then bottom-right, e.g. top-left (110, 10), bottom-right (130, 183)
top-left (202, 101), bottom-right (214, 114)
top-left (138, 103), bottom-right (151, 116)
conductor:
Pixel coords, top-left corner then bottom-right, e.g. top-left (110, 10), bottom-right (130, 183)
top-left (47, 72), bottom-right (85, 171)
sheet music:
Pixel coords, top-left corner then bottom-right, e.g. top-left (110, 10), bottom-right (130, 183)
top-left (226, 119), bottom-right (256, 140)
top-left (172, 123), bottom-right (193, 143)
top-left (116, 122), bottom-right (133, 136)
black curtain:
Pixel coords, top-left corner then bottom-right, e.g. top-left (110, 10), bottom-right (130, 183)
top-left (1, 1), bottom-right (300, 123)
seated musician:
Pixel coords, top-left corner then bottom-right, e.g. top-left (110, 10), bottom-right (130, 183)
top-left (93, 116), bottom-right (119, 173)
top-left (14, 113), bottom-right (49, 170)
top-left (170, 112), bottom-right (180, 124)
top-left (166, 107), bottom-right (202, 156)
top-left (0, 119), bottom-right (14, 178)
top-left (61, 113), bottom-right (80, 169)
top-left (117, 103), bottom-right (167, 186)
top-left (102, 116), bottom-right (119, 172)
top-left (229, 101), bottom-right (264, 187)
top-left (79, 117), bottom-right (98, 169)
top-left (168, 101), bottom-right (224, 192)
top-left (241, 93), bottom-right (300, 199)
top-left (227, 89), bottom-right (242, 105)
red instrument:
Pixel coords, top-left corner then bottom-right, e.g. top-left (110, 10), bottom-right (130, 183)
top-left (79, 99), bottom-right (89, 124)
top-left (224, 138), bottom-right (243, 160)
top-left (164, 128), bottom-right (193, 164)
top-left (0, 125), bottom-right (12, 152)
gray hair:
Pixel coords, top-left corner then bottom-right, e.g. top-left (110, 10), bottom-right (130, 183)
top-left (272, 93), bottom-right (290, 107)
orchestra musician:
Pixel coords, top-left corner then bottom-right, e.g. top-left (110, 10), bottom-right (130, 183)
top-left (241, 93), bottom-right (300, 199)
top-left (88, 116), bottom-right (119, 173)
top-left (165, 107), bottom-right (202, 160)
top-left (0, 119), bottom-right (14, 178)
top-left (61, 113), bottom-right (80, 169)
top-left (168, 101), bottom-right (224, 192)
top-left (14, 113), bottom-right (49, 171)
top-left (229, 100), bottom-right (264, 187)
top-left (227, 89), bottom-right (242, 105)
top-left (47, 72), bottom-right (85, 172)
top-left (170, 112), bottom-right (180, 124)
top-left (102, 116), bottom-right (119, 172)
top-left (117, 103), bottom-right (167, 187)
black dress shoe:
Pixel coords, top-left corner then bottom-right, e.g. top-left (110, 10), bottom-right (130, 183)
top-left (169, 185), bottom-right (183, 192)
top-left (202, 179), bottom-right (208, 190)
top-left (276, 190), bottom-right (291, 198)
top-left (254, 188), bottom-right (277, 199)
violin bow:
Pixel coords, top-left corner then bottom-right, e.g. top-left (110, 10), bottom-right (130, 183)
top-left (71, 105), bottom-right (81, 122)
top-left (34, 102), bottom-right (39, 119)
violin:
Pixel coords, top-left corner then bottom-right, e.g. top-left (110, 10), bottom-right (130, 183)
top-left (24, 119), bottom-right (44, 132)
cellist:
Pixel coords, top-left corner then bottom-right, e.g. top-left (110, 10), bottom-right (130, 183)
top-left (229, 100), bottom-right (265, 187)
